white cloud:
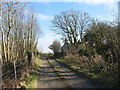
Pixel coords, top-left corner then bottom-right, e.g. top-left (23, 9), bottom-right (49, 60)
top-left (3, 0), bottom-right (119, 10)
top-left (95, 15), bottom-right (115, 21)
top-left (3, 0), bottom-right (119, 4)
top-left (77, 0), bottom-right (118, 5)
top-left (25, 9), bottom-right (53, 20)
top-left (37, 13), bottom-right (53, 20)
top-left (37, 33), bottom-right (61, 53)
top-left (3, 0), bottom-right (119, 11)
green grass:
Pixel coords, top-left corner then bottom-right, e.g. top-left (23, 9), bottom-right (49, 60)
top-left (20, 75), bottom-right (37, 88)
top-left (55, 58), bottom-right (117, 87)
top-left (35, 58), bottom-right (41, 66)
top-left (20, 58), bottom-right (41, 88)
top-left (56, 59), bottom-right (101, 78)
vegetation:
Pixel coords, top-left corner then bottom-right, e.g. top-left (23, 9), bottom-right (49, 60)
top-left (1, 2), bottom-right (41, 87)
top-left (56, 54), bottom-right (118, 87)
top-left (52, 10), bottom-right (91, 45)
top-left (1, 2), bottom-right (119, 88)
top-left (52, 9), bottom-right (119, 87)
top-left (49, 40), bottom-right (61, 56)
top-left (1, 2), bottom-right (39, 63)
top-left (19, 58), bottom-right (41, 88)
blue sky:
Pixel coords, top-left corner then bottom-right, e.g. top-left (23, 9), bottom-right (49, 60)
top-left (27, 1), bottom-right (118, 53)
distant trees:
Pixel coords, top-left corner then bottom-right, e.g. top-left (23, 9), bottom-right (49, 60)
top-left (49, 40), bottom-right (61, 56)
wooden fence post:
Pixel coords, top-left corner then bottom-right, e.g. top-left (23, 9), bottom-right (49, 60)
top-left (0, 55), bottom-right (1, 88)
top-left (0, 41), bottom-right (2, 89)
top-left (14, 61), bottom-right (17, 79)
top-left (0, 1), bottom-right (2, 89)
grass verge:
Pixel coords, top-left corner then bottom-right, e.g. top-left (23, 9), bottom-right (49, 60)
top-left (55, 58), bottom-right (110, 87)
top-left (19, 58), bottom-right (41, 88)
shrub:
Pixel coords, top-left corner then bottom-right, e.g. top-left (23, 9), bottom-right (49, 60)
top-left (78, 44), bottom-right (95, 57)
top-left (63, 53), bottom-right (118, 86)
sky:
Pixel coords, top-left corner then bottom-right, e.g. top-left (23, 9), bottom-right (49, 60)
top-left (26, 0), bottom-right (119, 53)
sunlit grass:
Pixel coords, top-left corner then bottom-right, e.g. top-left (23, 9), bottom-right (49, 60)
top-left (20, 58), bottom-right (41, 88)
top-left (55, 57), bottom-right (118, 87)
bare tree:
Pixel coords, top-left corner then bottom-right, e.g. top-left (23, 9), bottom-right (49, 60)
top-left (1, 2), bottom-right (27, 62)
top-left (25, 11), bottom-right (40, 64)
top-left (52, 10), bottom-right (91, 46)
top-left (1, 2), bottom-right (41, 63)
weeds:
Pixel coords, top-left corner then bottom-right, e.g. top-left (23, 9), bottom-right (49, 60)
top-left (19, 58), bottom-right (41, 88)
top-left (56, 54), bottom-right (118, 87)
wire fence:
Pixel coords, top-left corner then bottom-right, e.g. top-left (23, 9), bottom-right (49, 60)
top-left (0, 62), bottom-right (2, 90)
top-left (1, 58), bottom-right (29, 88)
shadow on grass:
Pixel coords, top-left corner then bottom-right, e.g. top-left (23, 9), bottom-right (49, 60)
top-left (20, 59), bottom-right (41, 88)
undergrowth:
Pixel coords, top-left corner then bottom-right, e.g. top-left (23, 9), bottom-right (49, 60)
top-left (19, 58), bottom-right (41, 88)
top-left (56, 54), bottom-right (118, 87)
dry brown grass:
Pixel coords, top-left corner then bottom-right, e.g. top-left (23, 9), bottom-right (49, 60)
top-left (62, 54), bottom-right (118, 87)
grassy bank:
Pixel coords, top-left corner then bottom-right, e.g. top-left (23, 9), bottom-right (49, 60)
top-left (19, 58), bottom-right (41, 88)
top-left (56, 56), bottom-right (118, 88)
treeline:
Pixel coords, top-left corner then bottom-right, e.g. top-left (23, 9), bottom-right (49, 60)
top-left (52, 10), bottom-right (119, 62)
top-left (1, 2), bottom-right (40, 63)
top-left (0, 2), bottom-right (40, 87)
top-left (51, 10), bottom-right (119, 87)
